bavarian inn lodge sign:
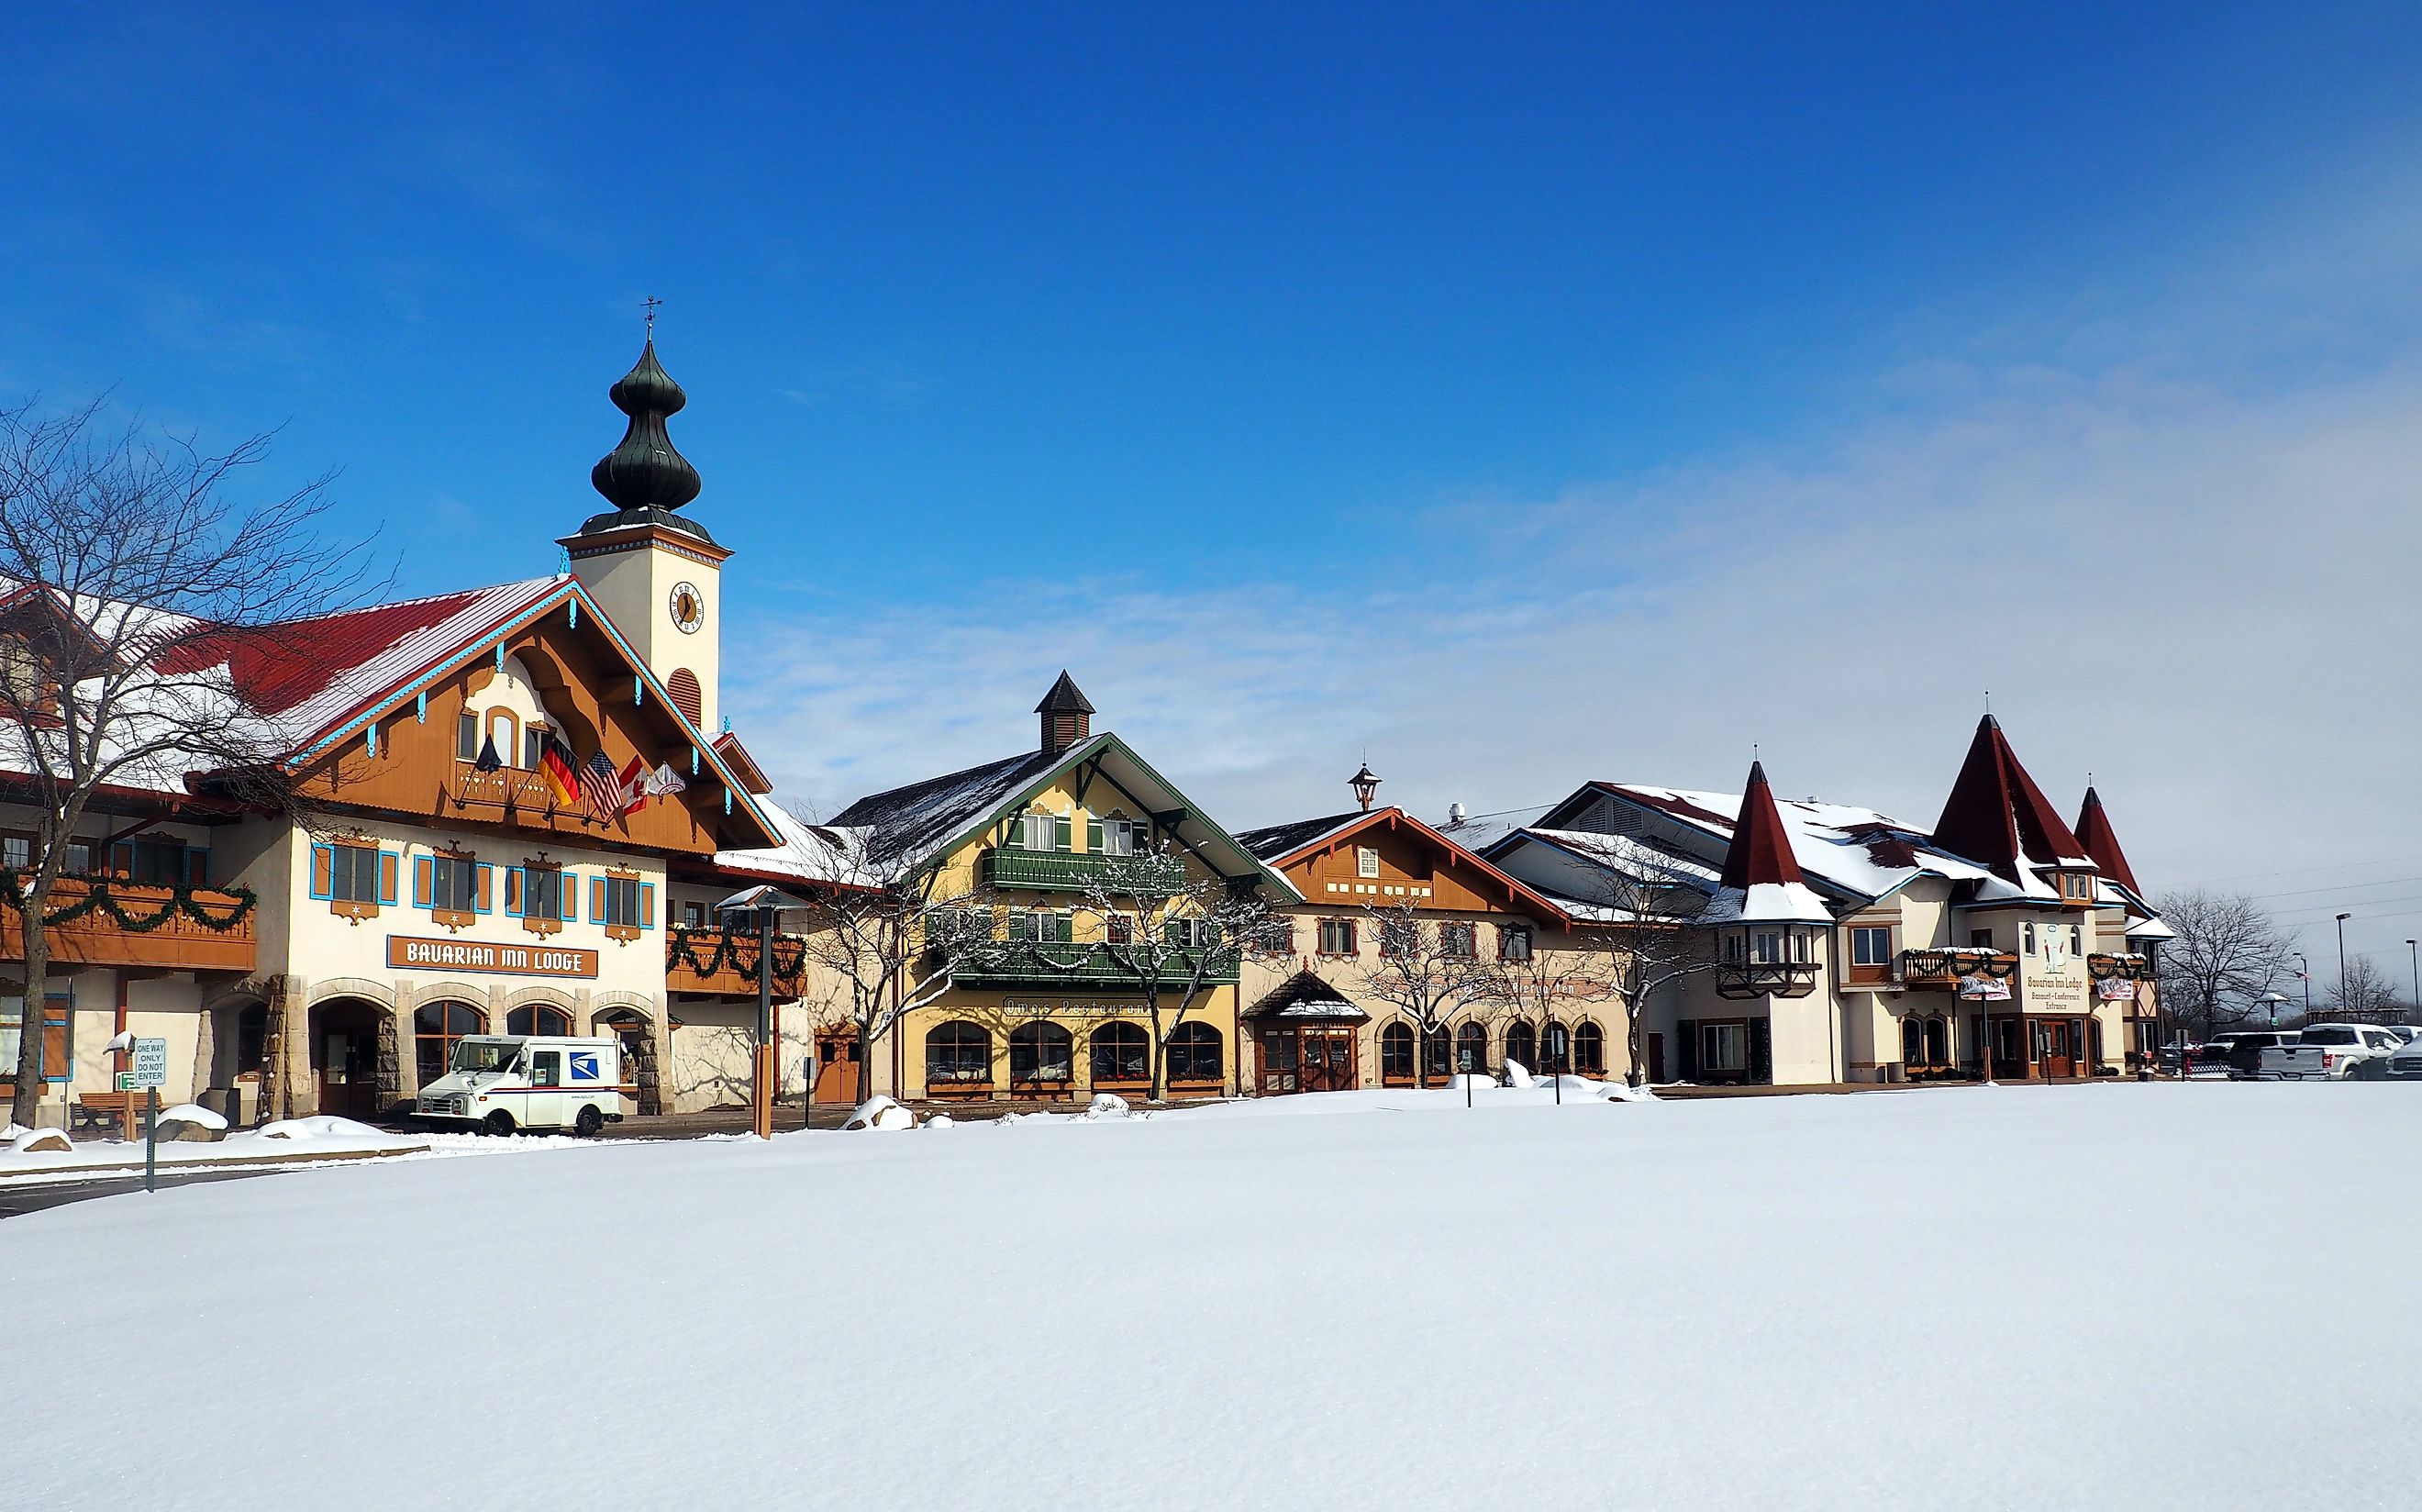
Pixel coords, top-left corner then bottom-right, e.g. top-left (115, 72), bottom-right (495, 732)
top-left (385, 934), bottom-right (602, 979)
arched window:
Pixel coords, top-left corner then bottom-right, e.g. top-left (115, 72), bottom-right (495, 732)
top-left (667, 667), bottom-right (704, 728)
top-left (1925, 1016), bottom-right (1949, 1066)
top-left (1539, 1020), bottom-right (1571, 1073)
top-left (415, 1001), bottom-right (483, 1084)
top-left (484, 708), bottom-right (518, 766)
top-left (926, 1021), bottom-right (992, 1084)
top-left (1573, 1020), bottom-right (1606, 1075)
top-left (1422, 1025), bottom-right (1452, 1079)
top-left (1090, 1021), bottom-right (1149, 1084)
top-left (507, 1004), bottom-right (572, 1037)
top-left (1008, 1021), bottom-right (1073, 1085)
top-left (1902, 1016), bottom-right (1926, 1066)
top-left (1454, 1022), bottom-right (1489, 1075)
top-left (1505, 1019), bottom-right (1537, 1070)
top-left (1380, 1022), bottom-right (1416, 1084)
top-left (1169, 1022), bottom-right (1223, 1083)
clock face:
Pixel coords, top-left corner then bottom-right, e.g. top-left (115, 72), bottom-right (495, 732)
top-left (669, 582), bottom-right (705, 634)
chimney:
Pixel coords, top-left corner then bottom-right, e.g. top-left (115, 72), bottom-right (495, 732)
top-left (1447, 801), bottom-right (1468, 827)
top-left (1035, 671), bottom-right (1095, 757)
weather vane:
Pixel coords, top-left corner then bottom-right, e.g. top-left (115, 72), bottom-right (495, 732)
top-left (642, 295), bottom-right (661, 337)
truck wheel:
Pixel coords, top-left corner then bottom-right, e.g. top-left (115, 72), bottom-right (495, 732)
top-left (573, 1105), bottom-right (604, 1138)
top-left (483, 1109), bottom-right (517, 1138)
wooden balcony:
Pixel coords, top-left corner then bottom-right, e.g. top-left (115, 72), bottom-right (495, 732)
top-left (1897, 948), bottom-right (2019, 991)
top-left (665, 926), bottom-right (807, 1000)
top-left (980, 848), bottom-right (1104, 893)
top-left (1716, 962), bottom-right (1821, 1000)
top-left (0, 873), bottom-right (257, 973)
top-left (948, 942), bottom-right (1240, 990)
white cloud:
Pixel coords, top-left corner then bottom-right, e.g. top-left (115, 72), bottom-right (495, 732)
top-left (726, 190), bottom-right (2422, 964)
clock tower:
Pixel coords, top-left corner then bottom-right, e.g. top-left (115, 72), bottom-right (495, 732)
top-left (561, 334), bottom-right (728, 735)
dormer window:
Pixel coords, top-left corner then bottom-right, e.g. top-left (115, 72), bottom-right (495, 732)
top-left (2059, 872), bottom-right (2094, 901)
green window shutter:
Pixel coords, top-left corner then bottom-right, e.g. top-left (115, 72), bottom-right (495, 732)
top-left (1054, 815), bottom-right (1073, 852)
top-left (1055, 912), bottom-right (1074, 944)
top-left (1086, 818), bottom-right (1104, 852)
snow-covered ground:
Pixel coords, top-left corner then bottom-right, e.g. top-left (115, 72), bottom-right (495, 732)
top-left (8, 1083), bottom-right (2415, 1510)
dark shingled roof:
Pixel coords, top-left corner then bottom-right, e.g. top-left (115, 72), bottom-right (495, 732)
top-left (1234, 810), bottom-right (1366, 863)
top-left (1242, 969), bottom-right (1366, 1021)
top-left (828, 746), bottom-right (1063, 870)
top-left (1034, 671), bottom-right (1094, 714)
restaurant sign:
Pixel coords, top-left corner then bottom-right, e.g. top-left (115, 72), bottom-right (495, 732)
top-left (387, 935), bottom-right (600, 979)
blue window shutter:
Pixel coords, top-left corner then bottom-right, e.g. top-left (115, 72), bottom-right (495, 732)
top-left (413, 856), bottom-right (434, 908)
top-left (639, 883), bottom-right (656, 930)
top-left (504, 866), bottom-right (524, 917)
top-left (379, 851), bottom-right (400, 906)
top-left (308, 844), bottom-right (334, 900)
top-left (473, 863), bottom-right (494, 914)
top-left (561, 877), bottom-right (579, 922)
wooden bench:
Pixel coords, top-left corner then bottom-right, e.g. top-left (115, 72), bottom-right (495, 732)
top-left (72, 1091), bottom-right (150, 1138)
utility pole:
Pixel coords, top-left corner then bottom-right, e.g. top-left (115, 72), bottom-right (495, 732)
top-left (2335, 914), bottom-right (2352, 1020)
top-left (2294, 953), bottom-right (2312, 1021)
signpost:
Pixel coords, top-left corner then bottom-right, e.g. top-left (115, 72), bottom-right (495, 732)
top-left (130, 1037), bottom-right (167, 1193)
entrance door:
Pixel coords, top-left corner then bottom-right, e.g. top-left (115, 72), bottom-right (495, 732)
top-left (523, 1047), bottom-right (565, 1128)
top-left (815, 1034), bottom-right (860, 1102)
top-left (311, 1001), bottom-right (383, 1119)
top-left (1302, 1028), bottom-right (1357, 1092)
top-left (1647, 1033), bottom-right (1666, 1085)
top-left (2040, 1020), bottom-right (2079, 1079)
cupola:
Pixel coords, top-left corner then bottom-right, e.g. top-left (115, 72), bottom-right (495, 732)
top-left (1037, 672), bottom-right (1094, 756)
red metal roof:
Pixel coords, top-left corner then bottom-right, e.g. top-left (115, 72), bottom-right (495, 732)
top-left (2072, 787), bottom-right (2140, 894)
top-left (1928, 716), bottom-right (2091, 884)
top-left (153, 589), bottom-right (489, 716)
top-left (1717, 762), bottom-right (1806, 891)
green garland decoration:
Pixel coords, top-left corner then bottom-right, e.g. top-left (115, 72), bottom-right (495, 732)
top-left (667, 924), bottom-right (806, 984)
top-left (0, 868), bottom-right (257, 933)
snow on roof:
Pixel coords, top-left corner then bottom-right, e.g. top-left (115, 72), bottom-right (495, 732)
top-left (827, 744), bottom-right (1067, 874)
top-left (1572, 785), bottom-right (2008, 904)
top-left (1235, 810), bottom-right (1367, 862)
top-left (714, 804), bottom-right (876, 885)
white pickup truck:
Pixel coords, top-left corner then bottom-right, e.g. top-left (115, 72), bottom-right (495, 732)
top-left (2257, 1023), bottom-right (2403, 1081)
top-left (414, 1035), bottom-right (627, 1135)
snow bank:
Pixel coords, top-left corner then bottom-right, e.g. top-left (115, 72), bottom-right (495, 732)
top-left (8, 1127), bottom-right (72, 1154)
top-left (157, 1103), bottom-right (229, 1131)
top-left (1501, 1059), bottom-right (1533, 1087)
top-left (840, 1096), bottom-right (917, 1131)
top-left (257, 1116), bottom-right (385, 1140)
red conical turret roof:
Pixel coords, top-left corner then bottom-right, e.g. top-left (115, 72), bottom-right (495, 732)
top-left (2072, 786), bottom-right (2139, 894)
top-left (1929, 716), bottom-right (2092, 884)
top-left (1720, 761), bottom-right (1805, 891)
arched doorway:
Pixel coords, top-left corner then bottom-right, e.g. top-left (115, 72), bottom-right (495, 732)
top-left (311, 998), bottom-right (390, 1119)
top-left (594, 1008), bottom-right (661, 1116)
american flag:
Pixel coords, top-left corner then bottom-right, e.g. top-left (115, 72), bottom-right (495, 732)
top-left (580, 750), bottom-right (626, 819)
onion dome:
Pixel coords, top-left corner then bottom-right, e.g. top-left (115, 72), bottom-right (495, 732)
top-left (574, 339), bottom-right (714, 543)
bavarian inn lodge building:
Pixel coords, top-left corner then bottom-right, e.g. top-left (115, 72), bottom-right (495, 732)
top-left (0, 339), bottom-right (2171, 1127)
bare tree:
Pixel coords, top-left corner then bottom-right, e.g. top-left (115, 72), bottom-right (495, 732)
top-left (2325, 953), bottom-right (2400, 1021)
top-left (770, 812), bottom-right (1001, 1105)
top-left (2151, 889), bottom-right (2294, 1043)
top-left (1536, 833), bottom-right (1718, 1087)
top-left (1351, 899), bottom-right (1501, 1088)
top-left (1484, 928), bottom-right (1623, 1078)
top-left (1062, 844), bottom-right (1274, 1102)
top-left (0, 400), bottom-right (377, 1128)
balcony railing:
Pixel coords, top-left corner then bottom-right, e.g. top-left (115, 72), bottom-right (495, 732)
top-left (946, 941), bottom-right (1240, 990)
top-left (1897, 948), bottom-right (2020, 990)
top-left (666, 926), bottom-right (808, 999)
top-left (0, 873), bottom-right (257, 973)
top-left (2086, 952), bottom-right (2157, 982)
top-left (980, 848), bottom-right (1107, 893)
top-left (1716, 961), bottom-right (1821, 1000)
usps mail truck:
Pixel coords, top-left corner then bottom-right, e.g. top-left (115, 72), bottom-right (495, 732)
top-left (414, 1036), bottom-right (627, 1136)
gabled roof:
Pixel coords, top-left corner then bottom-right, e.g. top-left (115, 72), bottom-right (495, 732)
top-left (1239, 806), bottom-right (1573, 924)
top-left (2073, 786), bottom-right (2140, 894)
top-left (1241, 969), bottom-right (1366, 1022)
top-left (820, 731), bottom-right (1301, 899)
top-left (1929, 715), bottom-right (2094, 884)
top-left (4, 572), bottom-right (782, 847)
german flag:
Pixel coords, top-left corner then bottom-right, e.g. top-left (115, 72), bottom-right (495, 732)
top-left (539, 732), bottom-right (582, 806)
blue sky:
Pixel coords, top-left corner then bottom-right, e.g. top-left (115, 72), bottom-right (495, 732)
top-left (9, 4), bottom-right (2422, 966)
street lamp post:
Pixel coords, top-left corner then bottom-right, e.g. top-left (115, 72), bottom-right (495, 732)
top-left (2294, 953), bottom-right (2312, 1021)
top-left (2335, 913), bottom-right (2353, 1020)
top-left (719, 884), bottom-right (807, 1140)
top-left (2407, 939), bottom-right (2418, 1022)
